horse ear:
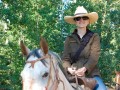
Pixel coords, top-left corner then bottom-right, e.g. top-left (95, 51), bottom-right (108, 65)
top-left (40, 37), bottom-right (48, 55)
top-left (20, 41), bottom-right (30, 57)
top-left (116, 71), bottom-right (120, 75)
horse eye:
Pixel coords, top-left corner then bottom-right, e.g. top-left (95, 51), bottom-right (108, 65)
top-left (42, 72), bottom-right (49, 78)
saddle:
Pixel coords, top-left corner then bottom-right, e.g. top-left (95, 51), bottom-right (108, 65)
top-left (68, 76), bottom-right (97, 90)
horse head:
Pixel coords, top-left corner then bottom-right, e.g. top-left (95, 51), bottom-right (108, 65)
top-left (20, 37), bottom-right (61, 90)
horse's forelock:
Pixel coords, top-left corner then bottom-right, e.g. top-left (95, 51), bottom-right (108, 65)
top-left (26, 49), bottom-right (47, 66)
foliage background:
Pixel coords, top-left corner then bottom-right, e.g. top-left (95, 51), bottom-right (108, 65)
top-left (0, 0), bottom-right (120, 89)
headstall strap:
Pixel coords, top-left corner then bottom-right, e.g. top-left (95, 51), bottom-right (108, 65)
top-left (45, 57), bottom-right (52, 89)
top-left (26, 55), bottom-right (49, 68)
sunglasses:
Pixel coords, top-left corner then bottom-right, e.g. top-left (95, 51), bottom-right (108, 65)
top-left (74, 16), bottom-right (89, 21)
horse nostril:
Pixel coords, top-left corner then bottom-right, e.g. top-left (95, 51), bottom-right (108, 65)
top-left (42, 72), bottom-right (49, 78)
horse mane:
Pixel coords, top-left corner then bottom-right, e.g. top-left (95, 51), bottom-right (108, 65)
top-left (48, 51), bottom-right (67, 77)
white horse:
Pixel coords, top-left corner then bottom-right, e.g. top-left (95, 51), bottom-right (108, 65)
top-left (20, 37), bottom-right (83, 90)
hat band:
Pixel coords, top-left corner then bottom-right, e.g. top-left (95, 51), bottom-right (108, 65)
top-left (74, 13), bottom-right (87, 16)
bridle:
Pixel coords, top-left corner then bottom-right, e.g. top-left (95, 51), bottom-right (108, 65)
top-left (22, 53), bottom-right (65, 90)
top-left (45, 54), bottom-right (65, 90)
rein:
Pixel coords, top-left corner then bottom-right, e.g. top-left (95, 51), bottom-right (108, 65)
top-left (45, 55), bottom-right (65, 90)
top-left (24, 54), bottom-right (65, 90)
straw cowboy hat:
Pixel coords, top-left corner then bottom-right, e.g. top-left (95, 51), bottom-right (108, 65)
top-left (64, 6), bottom-right (98, 24)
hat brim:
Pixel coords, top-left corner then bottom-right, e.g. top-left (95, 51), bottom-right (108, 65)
top-left (64, 12), bottom-right (98, 24)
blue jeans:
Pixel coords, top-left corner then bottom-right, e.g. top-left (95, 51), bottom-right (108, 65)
top-left (93, 76), bottom-right (107, 90)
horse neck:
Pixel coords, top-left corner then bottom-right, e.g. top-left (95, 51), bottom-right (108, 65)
top-left (57, 67), bottom-right (74, 90)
